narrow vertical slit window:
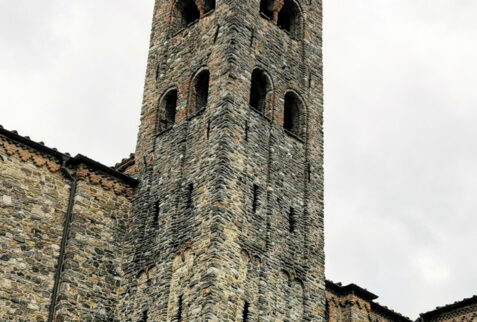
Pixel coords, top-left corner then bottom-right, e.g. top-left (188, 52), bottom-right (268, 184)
top-left (289, 207), bottom-right (296, 233)
top-left (245, 121), bottom-right (249, 142)
top-left (187, 183), bottom-right (194, 209)
top-left (194, 70), bottom-right (210, 113)
top-left (242, 301), bottom-right (250, 322)
top-left (153, 200), bottom-right (160, 226)
top-left (207, 119), bottom-right (211, 139)
top-left (156, 65), bottom-right (160, 80)
top-left (141, 310), bottom-right (148, 322)
top-left (249, 69), bottom-right (270, 113)
top-left (177, 295), bottom-right (183, 321)
top-left (250, 29), bottom-right (255, 47)
top-left (252, 184), bottom-right (259, 213)
top-left (213, 25), bottom-right (220, 43)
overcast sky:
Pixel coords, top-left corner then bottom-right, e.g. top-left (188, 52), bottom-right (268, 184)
top-left (1, 0), bottom-right (476, 319)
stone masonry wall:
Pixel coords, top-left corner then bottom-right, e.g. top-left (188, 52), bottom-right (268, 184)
top-left (121, 0), bottom-right (227, 317)
top-left (53, 166), bottom-right (134, 321)
top-left (0, 135), bottom-right (69, 321)
top-left (0, 131), bottom-right (135, 322)
top-left (4, 2), bottom-right (475, 321)
top-left (128, 0), bottom-right (325, 320)
top-left (212, 0), bottom-right (325, 319)
top-left (325, 282), bottom-right (412, 322)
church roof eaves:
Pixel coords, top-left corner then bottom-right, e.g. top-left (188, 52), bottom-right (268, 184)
top-left (325, 279), bottom-right (378, 301)
top-left (114, 153), bottom-right (135, 173)
top-left (0, 125), bottom-right (139, 187)
top-left (325, 280), bottom-right (412, 322)
top-left (370, 301), bottom-right (413, 322)
top-left (419, 294), bottom-right (477, 320)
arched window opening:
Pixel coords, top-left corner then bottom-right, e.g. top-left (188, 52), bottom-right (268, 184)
top-left (176, 0), bottom-right (200, 27)
top-left (260, 0), bottom-right (274, 20)
top-left (194, 70), bottom-right (210, 112)
top-left (162, 89), bottom-right (177, 128)
top-left (249, 69), bottom-right (270, 113)
top-left (277, 0), bottom-right (301, 38)
top-left (203, 0), bottom-right (216, 14)
top-left (283, 92), bottom-right (303, 138)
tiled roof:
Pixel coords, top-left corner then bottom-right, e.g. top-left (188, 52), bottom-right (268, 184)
top-left (326, 279), bottom-right (378, 301)
top-left (114, 153), bottom-right (135, 173)
top-left (326, 280), bottom-right (412, 322)
top-left (419, 294), bottom-right (477, 320)
top-left (0, 124), bottom-right (138, 186)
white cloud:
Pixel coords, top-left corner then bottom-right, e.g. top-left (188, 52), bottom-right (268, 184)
top-left (0, 0), bottom-right (154, 165)
top-left (324, 0), bottom-right (477, 318)
top-left (416, 253), bottom-right (450, 284)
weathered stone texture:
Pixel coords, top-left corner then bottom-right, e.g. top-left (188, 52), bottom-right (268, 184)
top-left (0, 136), bottom-right (69, 321)
top-left (325, 281), bottom-right (412, 322)
top-left (0, 132), bottom-right (135, 321)
top-left (128, 0), bottom-right (324, 320)
top-left (53, 178), bottom-right (133, 321)
top-left (3, 1), bottom-right (475, 321)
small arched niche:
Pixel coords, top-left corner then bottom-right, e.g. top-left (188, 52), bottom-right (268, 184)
top-left (158, 89), bottom-right (178, 132)
top-left (176, 0), bottom-right (200, 27)
top-left (192, 69), bottom-right (210, 113)
top-left (249, 68), bottom-right (271, 113)
top-left (283, 91), bottom-right (304, 139)
top-left (277, 0), bottom-right (302, 38)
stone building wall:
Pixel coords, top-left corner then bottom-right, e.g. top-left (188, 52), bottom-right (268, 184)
top-left (126, 0), bottom-right (325, 320)
top-left (0, 129), bottom-right (137, 322)
top-left (325, 281), bottom-right (412, 322)
top-left (0, 134), bottom-right (70, 321)
top-left (4, 1), bottom-right (476, 321)
top-left (53, 166), bottom-right (134, 321)
top-left (218, 0), bottom-right (325, 319)
top-left (120, 0), bottom-right (231, 315)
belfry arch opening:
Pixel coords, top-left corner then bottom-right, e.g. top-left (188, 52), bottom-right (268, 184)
top-left (158, 89), bottom-right (178, 132)
top-left (193, 69), bottom-right (210, 113)
top-left (249, 68), bottom-right (270, 113)
top-left (203, 0), bottom-right (216, 14)
top-left (259, 0), bottom-right (274, 20)
top-left (176, 0), bottom-right (200, 27)
top-left (283, 92), bottom-right (304, 138)
top-left (277, 0), bottom-right (301, 38)
top-left (259, 0), bottom-right (302, 39)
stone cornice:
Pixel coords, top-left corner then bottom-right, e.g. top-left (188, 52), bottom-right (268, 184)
top-left (0, 125), bottom-right (139, 197)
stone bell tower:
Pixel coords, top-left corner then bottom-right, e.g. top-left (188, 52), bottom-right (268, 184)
top-left (122, 0), bottom-right (325, 320)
